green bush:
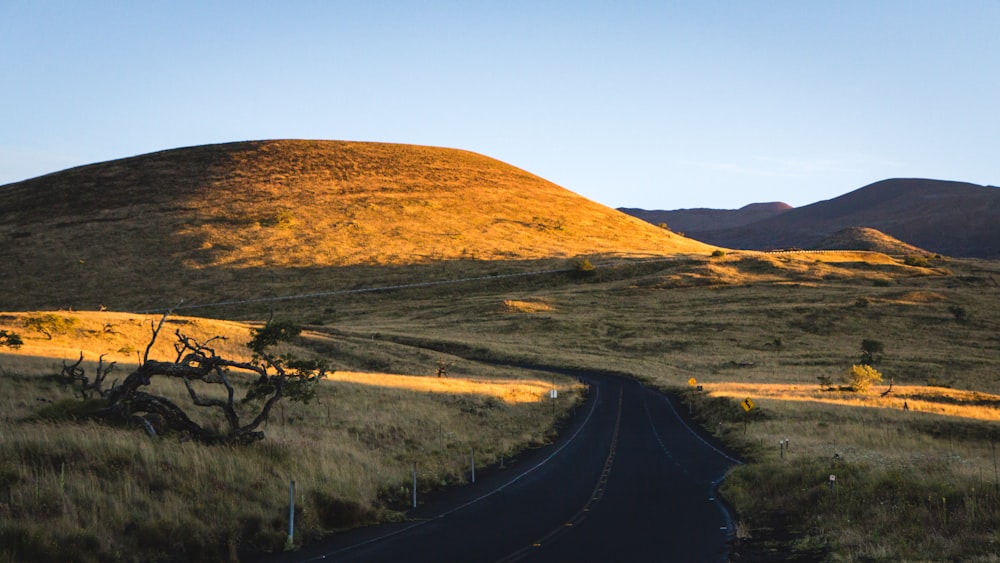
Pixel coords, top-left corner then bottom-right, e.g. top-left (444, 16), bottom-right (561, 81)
top-left (711, 249), bottom-right (727, 257)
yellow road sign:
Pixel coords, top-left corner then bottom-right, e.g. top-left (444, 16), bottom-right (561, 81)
top-left (688, 377), bottom-right (697, 387)
top-left (741, 397), bottom-right (755, 412)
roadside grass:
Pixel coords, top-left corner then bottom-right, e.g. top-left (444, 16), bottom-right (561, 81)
top-left (691, 388), bottom-right (1000, 561)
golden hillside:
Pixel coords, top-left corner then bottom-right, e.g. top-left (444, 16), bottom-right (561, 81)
top-left (0, 140), bottom-right (712, 311)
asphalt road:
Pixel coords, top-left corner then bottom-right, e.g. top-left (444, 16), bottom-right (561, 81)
top-left (261, 371), bottom-right (739, 563)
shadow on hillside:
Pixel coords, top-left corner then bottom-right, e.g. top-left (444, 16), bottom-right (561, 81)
top-left (0, 252), bottom-right (687, 315)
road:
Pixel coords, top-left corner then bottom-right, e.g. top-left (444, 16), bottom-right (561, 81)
top-left (261, 371), bottom-right (739, 563)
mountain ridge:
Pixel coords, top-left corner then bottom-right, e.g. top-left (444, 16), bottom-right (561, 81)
top-left (618, 201), bottom-right (792, 234)
top-left (622, 178), bottom-right (999, 258)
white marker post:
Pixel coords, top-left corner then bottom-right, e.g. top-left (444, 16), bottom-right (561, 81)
top-left (412, 462), bottom-right (418, 508)
top-left (285, 479), bottom-right (295, 551)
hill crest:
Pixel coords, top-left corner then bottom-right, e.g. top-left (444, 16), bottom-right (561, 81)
top-left (0, 140), bottom-right (713, 310)
top-left (811, 227), bottom-right (929, 255)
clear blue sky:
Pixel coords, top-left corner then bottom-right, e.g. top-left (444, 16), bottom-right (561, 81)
top-left (2, 1), bottom-right (997, 209)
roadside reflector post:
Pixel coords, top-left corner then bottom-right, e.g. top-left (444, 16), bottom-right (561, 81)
top-left (471, 449), bottom-right (476, 484)
top-left (285, 479), bottom-right (295, 551)
top-left (412, 462), bottom-right (418, 508)
top-left (829, 474), bottom-right (836, 492)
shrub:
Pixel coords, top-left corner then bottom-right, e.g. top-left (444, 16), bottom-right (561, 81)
top-left (845, 364), bottom-right (883, 393)
top-left (947, 305), bottom-right (968, 323)
top-left (711, 249), bottom-right (727, 258)
top-left (24, 314), bottom-right (77, 339)
top-left (817, 373), bottom-right (834, 390)
top-left (0, 329), bottom-right (23, 349)
top-left (904, 255), bottom-right (932, 268)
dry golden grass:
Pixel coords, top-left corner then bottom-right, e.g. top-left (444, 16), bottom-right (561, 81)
top-left (501, 298), bottom-right (555, 314)
top-left (704, 382), bottom-right (1000, 422)
top-left (0, 311), bottom-right (255, 376)
top-left (0, 140), bottom-right (714, 311)
top-left (327, 371), bottom-right (556, 405)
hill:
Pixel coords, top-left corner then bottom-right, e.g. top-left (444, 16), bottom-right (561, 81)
top-left (667, 179), bottom-right (999, 258)
top-left (618, 201), bottom-right (791, 234)
top-left (811, 226), bottom-right (929, 255)
top-left (0, 140), bottom-right (713, 311)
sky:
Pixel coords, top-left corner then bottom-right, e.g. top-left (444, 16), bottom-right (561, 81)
top-left (1, 1), bottom-right (997, 210)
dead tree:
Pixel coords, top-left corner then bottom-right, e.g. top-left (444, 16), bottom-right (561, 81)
top-left (66, 314), bottom-right (326, 445)
top-left (880, 377), bottom-right (894, 398)
top-left (61, 353), bottom-right (116, 399)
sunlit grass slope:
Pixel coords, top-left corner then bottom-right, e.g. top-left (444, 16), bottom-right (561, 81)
top-left (0, 140), bottom-right (712, 311)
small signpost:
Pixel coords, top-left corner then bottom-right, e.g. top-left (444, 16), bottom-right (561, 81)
top-left (741, 397), bottom-right (755, 434)
top-left (687, 378), bottom-right (698, 414)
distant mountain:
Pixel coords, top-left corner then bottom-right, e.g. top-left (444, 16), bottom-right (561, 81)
top-left (618, 202), bottom-right (792, 234)
top-left (625, 179), bottom-right (999, 258)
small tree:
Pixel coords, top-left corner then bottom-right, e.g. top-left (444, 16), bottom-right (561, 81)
top-left (435, 359), bottom-right (453, 378)
top-left (846, 364), bottom-right (883, 393)
top-left (24, 314), bottom-right (77, 340)
top-left (860, 339), bottom-right (884, 366)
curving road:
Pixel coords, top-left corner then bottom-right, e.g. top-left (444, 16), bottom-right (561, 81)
top-left (261, 371), bottom-right (739, 563)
